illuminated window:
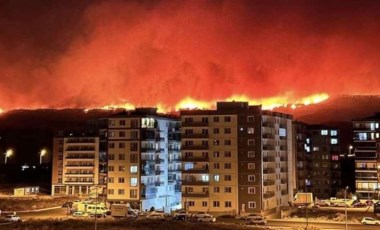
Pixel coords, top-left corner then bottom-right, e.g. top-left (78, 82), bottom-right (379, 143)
top-left (130, 166), bottom-right (138, 174)
top-left (213, 174), bottom-right (220, 182)
top-left (376, 123), bottom-right (379, 129)
top-left (214, 151), bottom-right (220, 157)
top-left (279, 128), bottom-right (286, 137)
top-left (331, 130), bottom-right (337, 136)
top-left (332, 155), bottom-right (339, 161)
top-left (130, 178), bottom-right (138, 186)
top-left (201, 175), bottom-right (209, 182)
top-left (331, 138), bottom-right (338, 144)
top-left (141, 118), bottom-right (155, 128)
top-left (248, 128), bottom-right (254, 134)
top-left (321, 130), bottom-right (328, 135)
top-left (313, 147), bottom-right (319, 151)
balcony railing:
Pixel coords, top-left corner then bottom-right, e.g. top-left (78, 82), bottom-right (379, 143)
top-left (181, 133), bottom-right (209, 139)
top-left (182, 122), bottom-right (209, 127)
top-left (181, 180), bottom-right (209, 186)
top-left (181, 156), bottom-right (209, 162)
top-left (263, 157), bottom-right (275, 162)
top-left (182, 191), bottom-right (209, 198)
top-left (281, 190), bottom-right (288, 195)
top-left (280, 168), bottom-right (287, 173)
top-left (181, 145), bottom-right (209, 150)
top-left (280, 157), bottom-right (287, 161)
top-left (263, 180), bottom-right (275, 186)
top-left (262, 133), bottom-right (274, 139)
top-left (263, 168), bottom-right (275, 174)
top-left (182, 168), bottom-right (209, 174)
top-left (263, 191), bottom-right (275, 199)
top-left (281, 179), bottom-right (287, 184)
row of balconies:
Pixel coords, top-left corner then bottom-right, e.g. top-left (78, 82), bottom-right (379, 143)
top-left (66, 138), bottom-right (96, 143)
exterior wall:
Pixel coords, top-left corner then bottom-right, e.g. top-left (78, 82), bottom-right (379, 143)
top-left (51, 136), bottom-right (100, 196)
top-left (353, 119), bottom-right (380, 199)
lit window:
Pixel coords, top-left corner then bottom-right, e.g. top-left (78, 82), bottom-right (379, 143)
top-left (201, 175), bottom-right (209, 182)
top-left (331, 138), bottom-right (338, 144)
top-left (332, 155), bottom-right (339, 161)
top-left (331, 130), bottom-right (338, 136)
top-left (321, 130), bottom-right (328, 135)
top-left (247, 128), bottom-right (254, 134)
top-left (130, 178), bottom-right (138, 186)
top-left (313, 147), bottom-right (319, 151)
top-left (130, 166), bottom-right (138, 174)
top-left (279, 128), bottom-right (286, 137)
top-left (213, 175), bottom-right (220, 182)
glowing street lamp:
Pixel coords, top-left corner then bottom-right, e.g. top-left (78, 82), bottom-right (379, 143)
top-left (40, 149), bottom-right (47, 165)
top-left (4, 149), bottom-right (13, 164)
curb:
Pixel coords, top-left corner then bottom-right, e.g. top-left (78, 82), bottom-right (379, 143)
top-left (1, 206), bottom-right (62, 214)
top-left (268, 219), bottom-right (361, 225)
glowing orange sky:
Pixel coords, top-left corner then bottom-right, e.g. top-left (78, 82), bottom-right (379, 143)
top-left (0, 0), bottom-right (379, 112)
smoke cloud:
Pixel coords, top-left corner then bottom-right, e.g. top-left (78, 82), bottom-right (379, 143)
top-left (0, 0), bottom-right (379, 110)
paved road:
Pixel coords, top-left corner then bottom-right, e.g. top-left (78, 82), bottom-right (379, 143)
top-left (16, 207), bottom-right (68, 219)
top-left (268, 219), bottom-right (378, 230)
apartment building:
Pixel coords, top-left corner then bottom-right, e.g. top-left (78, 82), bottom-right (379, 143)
top-left (293, 122), bottom-right (310, 193)
top-left (102, 108), bottom-right (181, 212)
top-left (51, 131), bottom-right (105, 196)
top-left (307, 126), bottom-right (341, 199)
top-left (353, 113), bottom-right (380, 199)
top-left (180, 102), bottom-right (294, 215)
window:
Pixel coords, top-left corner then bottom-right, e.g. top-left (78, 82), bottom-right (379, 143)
top-left (248, 151), bottom-right (255, 158)
top-left (248, 139), bottom-right (255, 146)
top-left (224, 187), bottom-right (232, 193)
top-left (119, 154), bottom-right (125, 160)
top-left (224, 175), bottom-right (231, 181)
top-left (130, 131), bottom-right (138, 139)
top-left (331, 130), bottom-right (338, 136)
top-left (224, 163), bottom-right (231, 169)
top-left (279, 128), bottom-right (286, 137)
top-left (213, 175), bottom-right (220, 182)
top-left (247, 128), bottom-right (254, 134)
top-left (248, 187), bottom-right (256, 194)
top-left (119, 143), bottom-right (125, 148)
top-left (109, 131), bottom-right (115, 137)
top-left (224, 116), bottom-right (231, 122)
top-left (119, 120), bottom-right (126, 126)
top-left (108, 189), bottom-right (114, 195)
top-left (213, 201), bottom-right (220, 207)
top-left (130, 189), bottom-right (137, 198)
top-left (185, 129), bottom-right (193, 135)
top-left (248, 202), bottom-right (256, 208)
top-left (213, 128), bottom-right (219, 134)
top-left (108, 177), bottom-right (114, 183)
top-left (184, 117), bottom-right (193, 123)
top-left (248, 175), bottom-right (255, 182)
top-left (118, 189), bottom-right (125, 195)
top-left (248, 163), bottom-right (255, 170)
top-left (118, 177), bottom-right (125, 183)
top-left (224, 151), bottom-right (231, 157)
top-left (118, 166), bottom-right (125, 171)
top-left (321, 130), bottom-right (328, 135)
top-left (213, 117), bottom-right (219, 122)
top-left (214, 151), bottom-right (220, 157)
top-left (130, 166), bottom-right (138, 174)
top-left (224, 140), bottom-right (231, 145)
top-left (119, 131), bottom-right (126, 137)
top-left (130, 154), bottom-right (138, 163)
top-left (130, 178), bottom-right (138, 186)
top-left (130, 142), bottom-right (138, 151)
top-left (108, 166), bottom-right (114, 172)
top-left (332, 155), bottom-right (339, 161)
top-left (213, 187), bottom-right (220, 193)
top-left (213, 140), bottom-right (220, 145)
top-left (224, 128), bottom-right (231, 134)
top-left (225, 201), bottom-right (232, 208)
top-left (109, 143), bottom-right (115, 148)
top-left (188, 201), bottom-right (195, 207)
top-left (313, 147), bottom-right (319, 151)
top-left (213, 163), bottom-right (220, 169)
top-left (247, 116), bottom-right (254, 123)
top-left (202, 201), bottom-right (208, 207)
top-left (108, 154), bottom-right (115, 160)
top-left (331, 138), bottom-right (338, 144)
top-left (202, 117), bottom-right (208, 123)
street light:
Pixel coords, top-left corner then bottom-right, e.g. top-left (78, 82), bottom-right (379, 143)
top-left (344, 186), bottom-right (349, 230)
top-left (40, 149), bottom-right (47, 165)
top-left (4, 149), bottom-right (13, 164)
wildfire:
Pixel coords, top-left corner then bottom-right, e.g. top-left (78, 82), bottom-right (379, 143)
top-left (88, 93), bottom-right (330, 113)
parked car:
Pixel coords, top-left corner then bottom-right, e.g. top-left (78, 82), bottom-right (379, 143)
top-left (5, 215), bottom-right (21, 222)
top-left (72, 211), bottom-right (89, 217)
top-left (353, 202), bottom-right (367, 208)
top-left (174, 211), bottom-right (191, 217)
top-left (172, 214), bottom-right (187, 221)
top-left (361, 217), bottom-right (380, 225)
top-left (315, 200), bottom-right (330, 207)
top-left (197, 214), bottom-right (216, 222)
top-left (248, 216), bottom-right (267, 225)
top-left (365, 200), bottom-right (374, 206)
top-left (192, 212), bottom-right (208, 218)
top-left (146, 213), bottom-right (165, 220)
top-left (244, 213), bottom-right (263, 220)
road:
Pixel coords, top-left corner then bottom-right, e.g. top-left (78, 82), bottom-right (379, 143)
top-left (16, 207), bottom-right (67, 219)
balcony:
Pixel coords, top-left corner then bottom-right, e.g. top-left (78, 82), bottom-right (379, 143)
top-left (66, 147), bottom-right (95, 152)
top-left (263, 168), bottom-right (275, 174)
top-left (181, 156), bottom-right (209, 162)
top-left (263, 145), bottom-right (275, 151)
top-left (141, 147), bottom-right (156, 152)
top-left (155, 181), bottom-right (164, 186)
top-left (281, 179), bottom-right (287, 184)
top-left (66, 138), bottom-right (96, 143)
top-left (182, 168), bottom-right (209, 174)
top-left (181, 180), bottom-right (209, 186)
top-left (155, 158), bottom-right (165, 164)
top-left (66, 155), bottom-right (95, 159)
top-left (280, 157), bottom-right (287, 161)
top-left (280, 168), bottom-right (287, 173)
top-left (182, 145), bottom-right (209, 150)
top-left (281, 190), bottom-right (288, 195)
top-left (182, 191), bottom-right (209, 198)
top-left (263, 179), bottom-right (275, 186)
top-left (263, 122), bottom-right (274, 128)
top-left (263, 157), bottom-right (275, 162)
top-left (262, 133), bottom-right (274, 139)
top-left (182, 122), bottom-right (209, 127)
top-left (181, 133), bottom-right (209, 139)
top-left (280, 146), bottom-right (287, 151)
top-left (65, 165), bottom-right (94, 168)
top-left (263, 191), bottom-right (275, 199)
top-left (155, 169), bottom-right (164, 174)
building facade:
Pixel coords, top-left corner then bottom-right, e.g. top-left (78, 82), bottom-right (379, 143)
top-left (103, 108), bottom-right (181, 212)
top-left (51, 131), bottom-right (104, 196)
top-left (353, 114), bottom-right (380, 199)
top-left (180, 102), bottom-right (294, 215)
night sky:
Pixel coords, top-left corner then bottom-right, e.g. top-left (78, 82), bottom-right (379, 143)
top-left (0, 0), bottom-right (379, 111)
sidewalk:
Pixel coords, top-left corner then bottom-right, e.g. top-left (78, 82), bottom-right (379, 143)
top-left (269, 218), bottom-right (361, 225)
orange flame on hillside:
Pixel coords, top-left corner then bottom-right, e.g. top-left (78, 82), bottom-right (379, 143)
top-left (94, 93), bottom-right (329, 113)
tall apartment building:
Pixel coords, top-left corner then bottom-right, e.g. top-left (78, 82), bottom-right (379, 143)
top-left (102, 108), bottom-right (181, 212)
top-left (307, 126), bottom-right (341, 199)
top-left (353, 113), bottom-right (380, 199)
top-left (180, 102), bottom-right (294, 215)
top-left (51, 131), bottom-right (106, 196)
top-left (293, 122), bottom-right (310, 193)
